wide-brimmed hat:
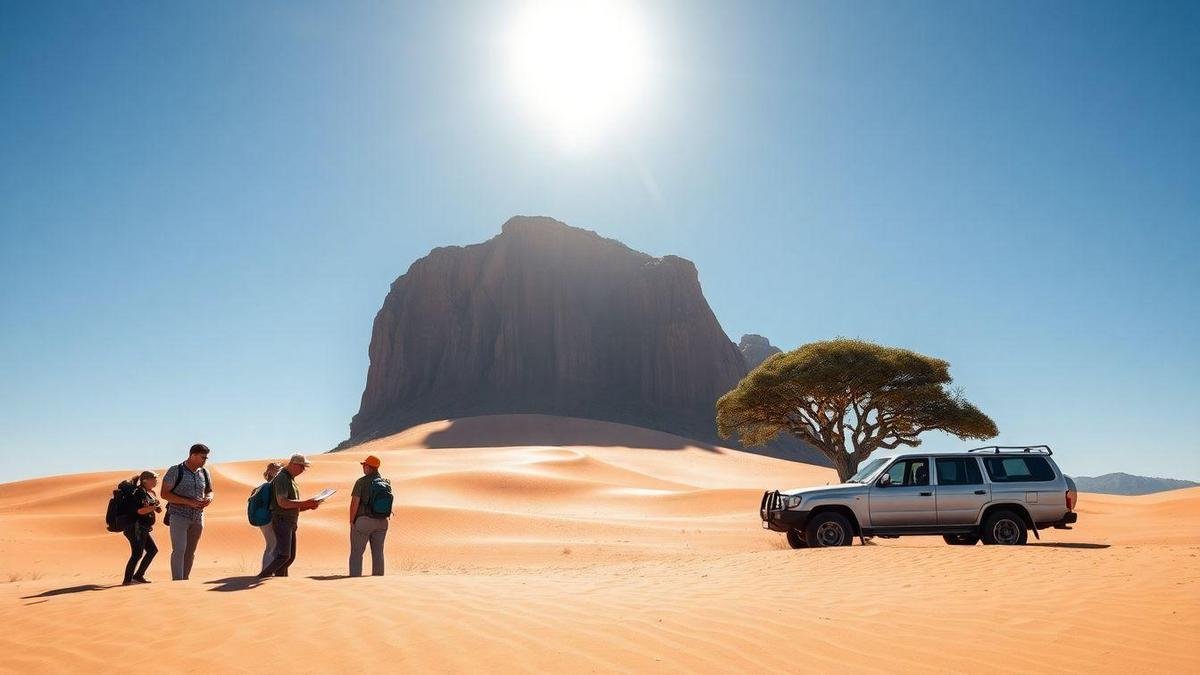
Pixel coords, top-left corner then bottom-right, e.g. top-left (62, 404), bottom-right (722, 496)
top-left (288, 453), bottom-right (312, 467)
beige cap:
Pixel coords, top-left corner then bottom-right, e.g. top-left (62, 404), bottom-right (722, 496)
top-left (288, 453), bottom-right (312, 467)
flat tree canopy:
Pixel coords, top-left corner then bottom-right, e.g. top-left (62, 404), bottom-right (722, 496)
top-left (717, 338), bottom-right (998, 482)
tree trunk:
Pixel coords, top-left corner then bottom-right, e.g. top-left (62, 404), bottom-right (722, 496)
top-left (832, 453), bottom-right (853, 484)
top-left (833, 453), bottom-right (862, 483)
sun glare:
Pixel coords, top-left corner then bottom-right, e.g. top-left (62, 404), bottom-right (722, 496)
top-left (505, 0), bottom-right (649, 152)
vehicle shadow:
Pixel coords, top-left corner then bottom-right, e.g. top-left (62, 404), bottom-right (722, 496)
top-left (205, 576), bottom-right (267, 592)
top-left (1028, 542), bottom-right (1110, 549)
top-left (21, 584), bottom-right (116, 600)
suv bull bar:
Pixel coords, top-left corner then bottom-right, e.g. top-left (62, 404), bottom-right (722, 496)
top-left (760, 490), bottom-right (807, 532)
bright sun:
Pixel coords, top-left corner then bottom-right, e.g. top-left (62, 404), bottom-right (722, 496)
top-left (505, 0), bottom-right (649, 151)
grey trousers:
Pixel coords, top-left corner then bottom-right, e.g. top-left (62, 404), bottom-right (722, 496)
top-left (168, 517), bottom-right (204, 580)
top-left (349, 516), bottom-right (389, 576)
top-left (259, 523), bottom-right (276, 571)
top-left (259, 515), bottom-right (298, 577)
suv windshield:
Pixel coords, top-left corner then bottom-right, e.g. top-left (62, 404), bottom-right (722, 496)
top-left (847, 458), bottom-right (888, 483)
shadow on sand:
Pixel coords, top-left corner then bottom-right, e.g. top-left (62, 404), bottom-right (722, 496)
top-left (415, 414), bottom-right (830, 464)
top-left (205, 576), bottom-right (268, 592)
top-left (22, 584), bottom-right (116, 600)
top-left (338, 414), bottom-right (829, 465)
top-left (420, 415), bottom-right (719, 451)
top-left (1028, 542), bottom-right (1110, 549)
top-left (308, 575), bottom-right (351, 581)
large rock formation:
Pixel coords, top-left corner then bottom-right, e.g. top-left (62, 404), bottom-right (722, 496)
top-left (738, 334), bottom-right (782, 370)
top-left (341, 216), bottom-right (823, 463)
top-left (344, 216), bottom-right (745, 446)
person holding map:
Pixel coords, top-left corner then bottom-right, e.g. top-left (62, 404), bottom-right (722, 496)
top-left (257, 453), bottom-right (325, 578)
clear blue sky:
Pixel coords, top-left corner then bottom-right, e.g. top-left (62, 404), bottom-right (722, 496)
top-left (2, 1), bottom-right (1197, 483)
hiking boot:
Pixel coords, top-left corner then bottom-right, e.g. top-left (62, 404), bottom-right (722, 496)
top-left (132, 576), bottom-right (151, 584)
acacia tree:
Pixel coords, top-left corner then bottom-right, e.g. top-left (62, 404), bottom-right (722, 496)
top-left (717, 338), bottom-right (998, 482)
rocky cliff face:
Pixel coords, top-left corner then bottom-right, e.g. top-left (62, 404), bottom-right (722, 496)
top-left (344, 216), bottom-right (753, 449)
top-left (738, 334), bottom-right (782, 370)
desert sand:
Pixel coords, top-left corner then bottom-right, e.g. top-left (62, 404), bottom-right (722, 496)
top-left (1, 415), bottom-right (1197, 673)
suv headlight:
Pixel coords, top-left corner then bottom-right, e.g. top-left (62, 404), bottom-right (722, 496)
top-left (785, 495), bottom-right (802, 509)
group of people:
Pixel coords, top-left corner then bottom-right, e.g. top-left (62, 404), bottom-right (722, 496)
top-left (118, 443), bottom-right (391, 585)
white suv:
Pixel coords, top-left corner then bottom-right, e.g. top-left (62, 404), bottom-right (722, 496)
top-left (760, 446), bottom-right (1079, 548)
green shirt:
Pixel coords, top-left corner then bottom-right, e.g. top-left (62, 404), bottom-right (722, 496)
top-left (270, 468), bottom-right (300, 519)
top-left (351, 473), bottom-right (377, 518)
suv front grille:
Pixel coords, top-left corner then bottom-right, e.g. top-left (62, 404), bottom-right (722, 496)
top-left (760, 490), bottom-right (783, 520)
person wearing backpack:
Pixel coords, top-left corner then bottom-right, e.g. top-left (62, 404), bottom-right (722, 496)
top-left (121, 470), bottom-right (162, 585)
top-left (161, 443), bottom-right (215, 581)
top-left (247, 462), bottom-right (282, 571)
top-left (257, 453), bottom-right (321, 578)
top-left (348, 455), bottom-right (392, 577)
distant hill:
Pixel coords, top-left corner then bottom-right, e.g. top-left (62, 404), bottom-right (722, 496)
top-left (1070, 472), bottom-right (1199, 496)
top-left (738, 334), bottom-right (782, 370)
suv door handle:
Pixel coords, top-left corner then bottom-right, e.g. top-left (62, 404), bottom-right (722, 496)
top-left (974, 490), bottom-right (986, 495)
top-left (919, 491), bottom-right (932, 496)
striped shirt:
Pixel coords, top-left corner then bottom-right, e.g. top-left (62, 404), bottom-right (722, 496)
top-left (164, 463), bottom-right (211, 523)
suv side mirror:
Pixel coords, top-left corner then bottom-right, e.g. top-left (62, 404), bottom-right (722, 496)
top-left (878, 474), bottom-right (892, 487)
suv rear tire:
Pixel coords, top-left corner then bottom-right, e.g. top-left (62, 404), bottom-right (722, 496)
top-left (943, 534), bottom-right (979, 546)
top-left (805, 512), bottom-right (854, 547)
top-left (786, 528), bottom-right (808, 549)
top-left (981, 510), bottom-right (1028, 545)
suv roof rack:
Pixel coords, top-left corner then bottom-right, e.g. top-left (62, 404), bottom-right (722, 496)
top-left (967, 445), bottom-right (1053, 456)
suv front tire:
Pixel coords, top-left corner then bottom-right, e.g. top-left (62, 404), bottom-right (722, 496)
top-left (805, 512), bottom-right (854, 547)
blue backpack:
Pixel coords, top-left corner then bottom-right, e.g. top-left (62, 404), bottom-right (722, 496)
top-left (247, 482), bottom-right (272, 526)
top-left (365, 475), bottom-right (393, 518)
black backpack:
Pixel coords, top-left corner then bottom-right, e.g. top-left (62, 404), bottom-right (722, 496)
top-left (105, 481), bottom-right (139, 532)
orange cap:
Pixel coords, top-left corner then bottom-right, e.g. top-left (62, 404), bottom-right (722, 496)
top-left (361, 455), bottom-right (381, 469)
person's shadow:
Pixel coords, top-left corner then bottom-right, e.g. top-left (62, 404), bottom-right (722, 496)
top-left (308, 575), bottom-right (351, 581)
top-left (205, 576), bottom-right (267, 592)
top-left (21, 584), bottom-right (115, 600)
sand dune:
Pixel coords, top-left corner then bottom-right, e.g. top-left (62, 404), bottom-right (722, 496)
top-left (1, 416), bottom-right (1197, 673)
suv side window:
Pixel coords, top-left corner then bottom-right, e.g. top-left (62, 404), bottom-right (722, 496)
top-left (935, 458), bottom-right (983, 486)
top-left (882, 458), bottom-right (929, 487)
top-left (982, 456), bottom-right (1056, 482)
